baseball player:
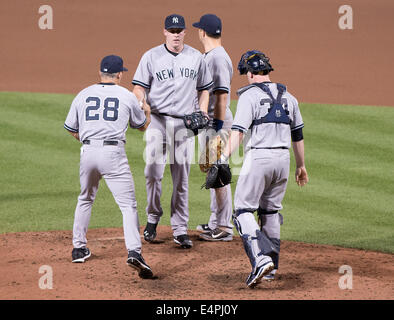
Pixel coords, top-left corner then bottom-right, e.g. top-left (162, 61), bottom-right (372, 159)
top-left (218, 50), bottom-right (308, 287)
top-left (192, 14), bottom-right (234, 241)
top-left (64, 55), bottom-right (154, 279)
top-left (132, 14), bottom-right (213, 249)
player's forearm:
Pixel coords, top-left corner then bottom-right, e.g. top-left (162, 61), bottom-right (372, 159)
top-left (68, 130), bottom-right (80, 141)
top-left (138, 101), bottom-right (151, 131)
top-left (222, 130), bottom-right (244, 160)
top-left (198, 90), bottom-right (209, 114)
top-left (213, 91), bottom-right (227, 121)
top-left (138, 119), bottom-right (150, 131)
top-left (292, 139), bottom-right (305, 168)
top-left (138, 111), bottom-right (151, 131)
top-left (132, 85), bottom-right (146, 103)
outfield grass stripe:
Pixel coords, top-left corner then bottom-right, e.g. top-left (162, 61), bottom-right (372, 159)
top-left (305, 160), bottom-right (394, 196)
top-left (308, 130), bottom-right (394, 158)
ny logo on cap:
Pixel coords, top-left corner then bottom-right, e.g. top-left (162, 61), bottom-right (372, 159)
top-left (172, 17), bottom-right (179, 23)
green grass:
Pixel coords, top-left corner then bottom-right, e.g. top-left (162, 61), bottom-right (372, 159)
top-left (0, 92), bottom-right (393, 253)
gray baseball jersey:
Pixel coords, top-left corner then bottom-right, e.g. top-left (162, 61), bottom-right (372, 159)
top-left (203, 46), bottom-right (233, 123)
top-left (132, 44), bottom-right (213, 116)
top-left (232, 82), bottom-right (304, 149)
top-left (64, 83), bottom-right (146, 254)
top-left (64, 83), bottom-right (146, 142)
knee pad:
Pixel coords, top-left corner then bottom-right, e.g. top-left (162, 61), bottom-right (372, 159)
top-left (233, 209), bottom-right (278, 254)
top-left (232, 209), bottom-right (255, 235)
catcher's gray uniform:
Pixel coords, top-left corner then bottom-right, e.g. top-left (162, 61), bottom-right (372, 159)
top-left (132, 44), bottom-right (213, 237)
top-left (198, 46), bottom-right (234, 234)
top-left (232, 81), bottom-right (304, 273)
top-left (64, 83), bottom-right (146, 253)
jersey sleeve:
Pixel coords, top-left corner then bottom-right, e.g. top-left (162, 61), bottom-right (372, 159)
top-left (132, 51), bottom-right (152, 89)
top-left (289, 95), bottom-right (304, 132)
top-left (231, 92), bottom-right (254, 133)
top-left (128, 93), bottom-right (147, 129)
top-left (211, 59), bottom-right (231, 93)
top-left (196, 56), bottom-right (213, 91)
top-left (64, 94), bottom-right (80, 133)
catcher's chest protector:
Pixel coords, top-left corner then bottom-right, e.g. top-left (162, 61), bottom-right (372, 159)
top-left (251, 83), bottom-right (291, 126)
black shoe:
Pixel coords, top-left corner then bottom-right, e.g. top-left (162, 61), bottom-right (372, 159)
top-left (143, 222), bottom-right (158, 242)
top-left (126, 251), bottom-right (153, 279)
top-left (199, 228), bottom-right (233, 241)
top-left (71, 247), bottom-right (91, 263)
top-left (196, 223), bottom-right (211, 233)
top-left (173, 234), bottom-right (193, 249)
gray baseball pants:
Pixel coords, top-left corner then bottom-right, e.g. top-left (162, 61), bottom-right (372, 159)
top-left (72, 140), bottom-right (142, 253)
top-left (234, 148), bottom-right (289, 245)
top-left (144, 114), bottom-right (194, 237)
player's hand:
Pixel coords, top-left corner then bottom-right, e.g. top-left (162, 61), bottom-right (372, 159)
top-left (142, 100), bottom-right (151, 114)
top-left (295, 166), bottom-right (308, 187)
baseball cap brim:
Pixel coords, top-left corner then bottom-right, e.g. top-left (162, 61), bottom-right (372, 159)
top-left (166, 25), bottom-right (186, 30)
top-left (122, 67), bottom-right (128, 72)
top-left (192, 22), bottom-right (202, 29)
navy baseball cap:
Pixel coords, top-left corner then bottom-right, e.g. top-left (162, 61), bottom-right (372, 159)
top-left (165, 14), bottom-right (186, 30)
top-left (100, 55), bottom-right (128, 73)
top-left (192, 14), bottom-right (222, 35)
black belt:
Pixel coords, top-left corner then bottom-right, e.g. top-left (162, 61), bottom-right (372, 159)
top-left (151, 111), bottom-right (183, 119)
top-left (83, 140), bottom-right (119, 145)
top-left (251, 147), bottom-right (288, 150)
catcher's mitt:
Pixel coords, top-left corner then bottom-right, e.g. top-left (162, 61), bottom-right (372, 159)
top-left (183, 111), bottom-right (209, 131)
top-left (202, 162), bottom-right (232, 189)
top-left (199, 135), bottom-right (225, 173)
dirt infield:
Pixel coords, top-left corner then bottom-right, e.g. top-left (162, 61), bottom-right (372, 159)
top-left (0, 0), bottom-right (393, 301)
top-left (0, 227), bottom-right (393, 300)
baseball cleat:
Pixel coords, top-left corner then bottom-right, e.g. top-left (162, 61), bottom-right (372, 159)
top-left (262, 269), bottom-right (277, 281)
top-left (196, 223), bottom-right (211, 233)
top-left (173, 234), bottom-right (193, 249)
top-left (246, 261), bottom-right (274, 288)
top-left (143, 222), bottom-right (158, 243)
top-left (71, 247), bottom-right (91, 263)
top-left (199, 228), bottom-right (233, 241)
top-left (127, 251), bottom-right (154, 279)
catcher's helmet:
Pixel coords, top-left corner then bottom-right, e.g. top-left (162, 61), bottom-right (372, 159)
top-left (237, 50), bottom-right (274, 75)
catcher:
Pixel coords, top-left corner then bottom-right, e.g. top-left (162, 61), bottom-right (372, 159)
top-left (205, 50), bottom-right (308, 288)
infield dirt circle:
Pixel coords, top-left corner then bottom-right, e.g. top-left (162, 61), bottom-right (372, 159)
top-left (1, 227), bottom-right (393, 300)
top-left (0, 0), bottom-right (393, 300)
